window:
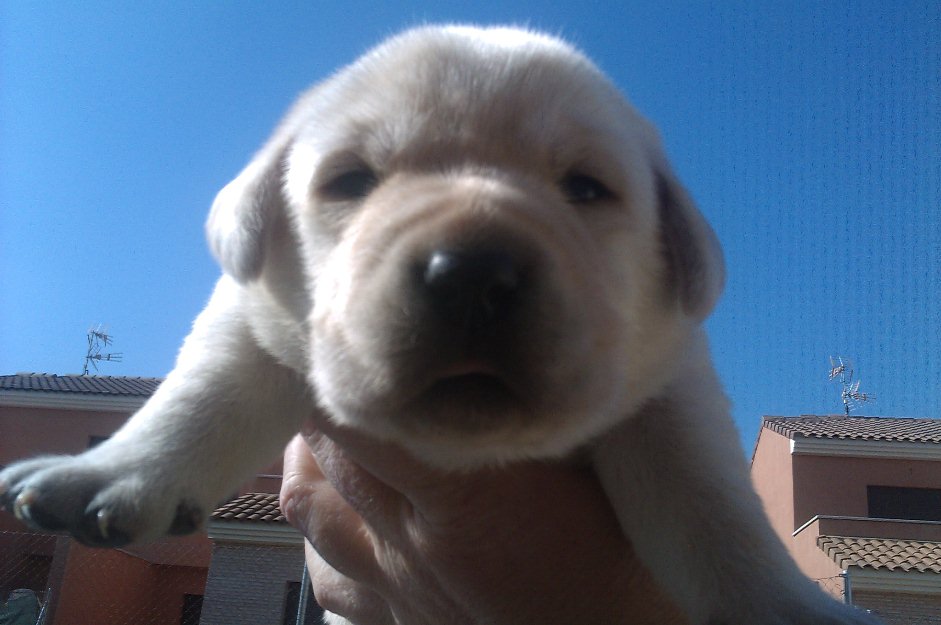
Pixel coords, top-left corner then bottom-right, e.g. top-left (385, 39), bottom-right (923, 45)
top-left (282, 581), bottom-right (323, 625)
top-left (180, 594), bottom-right (203, 625)
top-left (15, 555), bottom-right (52, 594)
top-left (867, 486), bottom-right (941, 522)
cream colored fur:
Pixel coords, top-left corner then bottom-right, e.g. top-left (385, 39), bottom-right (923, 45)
top-left (1, 26), bottom-right (879, 625)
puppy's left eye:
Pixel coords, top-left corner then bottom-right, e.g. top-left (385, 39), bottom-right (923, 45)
top-left (560, 173), bottom-right (614, 204)
top-left (319, 167), bottom-right (379, 201)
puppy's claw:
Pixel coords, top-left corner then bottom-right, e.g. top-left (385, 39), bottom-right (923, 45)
top-left (168, 500), bottom-right (204, 535)
top-left (78, 507), bottom-right (130, 547)
top-left (13, 488), bottom-right (38, 522)
top-left (12, 488), bottom-right (71, 533)
top-left (97, 508), bottom-right (112, 540)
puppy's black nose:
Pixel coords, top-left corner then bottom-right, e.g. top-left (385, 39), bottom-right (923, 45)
top-left (421, 250), bottom-right (521, 328)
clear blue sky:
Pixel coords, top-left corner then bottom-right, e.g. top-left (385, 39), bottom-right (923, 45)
top-left (1, 1), bottom-right (938, 448)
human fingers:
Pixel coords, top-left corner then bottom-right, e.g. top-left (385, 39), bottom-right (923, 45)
top-left (303, 415), bottom-right (615, 534)
top-left (305, 542), bottom-right (396, 625)
top-left (303, 413), bottom-right (455, 511)
top-left (300, 424), bottom-right (434, 542)
top-left (280, 434), bottom-right (384, 584)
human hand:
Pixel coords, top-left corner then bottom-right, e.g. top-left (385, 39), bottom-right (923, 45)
top-left (280, 416), bottom-right (686, 625)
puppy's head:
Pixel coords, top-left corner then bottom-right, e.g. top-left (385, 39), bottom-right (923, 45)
top-left (207, 26), bottom-right (724, 467)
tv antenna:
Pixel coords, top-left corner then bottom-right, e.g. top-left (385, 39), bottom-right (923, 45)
top-left (83, 325), bottom-right (123, 375)
top-left (828, 356), bottom-right (875, 416)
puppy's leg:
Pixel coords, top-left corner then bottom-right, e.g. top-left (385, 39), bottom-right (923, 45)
top-left (0, 277), bottom-right (313, 546)
top-left (592, 334), bottom-right (880, 625)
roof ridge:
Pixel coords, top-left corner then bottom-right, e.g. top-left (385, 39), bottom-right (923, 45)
top-left (7, 372), bottom-right (164, 380)
top-left (762, 415), bottom-right (941, 444)
top-left (0, 373), bottom-right (163, 397)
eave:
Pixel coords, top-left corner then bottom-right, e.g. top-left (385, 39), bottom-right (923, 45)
top-left (207, 520), bottom-right (304, 546)
top-left (790, 437), bottom-right (941, 461)
top-left (0, 389), bottom-right (148, 413)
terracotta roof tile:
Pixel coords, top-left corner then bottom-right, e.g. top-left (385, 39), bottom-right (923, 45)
top-left (0, 373), bottom-right (162, 397)
top-left (212, 493), bottom-right (286, 524)
top-left (763, 415), bottom-right (941, 444)
top-left (818, 535), bottom-right (941, 573)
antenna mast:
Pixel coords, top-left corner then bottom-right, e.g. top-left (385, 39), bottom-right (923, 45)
top-left (83, 325), bottom-right (123, 375)
top-left (828, 356), bottom-right (875, 416)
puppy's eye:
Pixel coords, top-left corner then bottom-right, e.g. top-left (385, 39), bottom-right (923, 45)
top-left (560, 173), bottom-right (614, 204)
top-left (319, 167), bottom-right (379, 201)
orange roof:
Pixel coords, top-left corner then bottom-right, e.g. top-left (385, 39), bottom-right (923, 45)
top-left (212, 493), bottom-right (286, 524)
top-left (818, 535), bottom-right (941, 573)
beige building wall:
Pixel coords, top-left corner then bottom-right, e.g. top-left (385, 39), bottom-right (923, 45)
top-left (751, 425), bottom-right (941, 536)
top-left (750, 427), bottom-right (795, 544)
top-left (1, 405), bottom-right (129, 460)
top-left (792, 453), bottom-right (941, 526)
top-left (750, 418), bottom-right (941, 622)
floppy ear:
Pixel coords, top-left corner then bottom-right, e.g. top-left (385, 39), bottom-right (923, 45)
top-left (655, 166), bottom-right (725, 320)
top-left (206, 140), bottom-right (290, 283)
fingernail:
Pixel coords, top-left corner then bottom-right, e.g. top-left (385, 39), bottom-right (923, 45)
top-left (300, 417), bottom-right (318, 437)
top-left (280, 493), bottom-right (310, 533)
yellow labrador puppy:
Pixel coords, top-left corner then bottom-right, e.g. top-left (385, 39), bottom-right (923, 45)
top-left (1, 26), bottom-right (879, 624)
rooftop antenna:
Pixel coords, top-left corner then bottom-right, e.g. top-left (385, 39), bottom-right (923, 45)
top-left (828, 356), bottom-right (875, 416)
top-left (83, 325), bottom-right (123, 375)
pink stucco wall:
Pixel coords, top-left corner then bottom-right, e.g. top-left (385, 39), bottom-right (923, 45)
top-left (1, 405), bottom-right (129, 461)
top-left (751, 425), bottom-right (941, 534)
top-left (792, 453), bottom-right (941, 527)
top-left (750, 427), bottom-right (796, 545)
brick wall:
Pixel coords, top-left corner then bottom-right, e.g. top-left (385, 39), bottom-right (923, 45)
top-left (855, 590), bottom-right (941, 625)
top-left (200, 543), bottom-right (306, 625)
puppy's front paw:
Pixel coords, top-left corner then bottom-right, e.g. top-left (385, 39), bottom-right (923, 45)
top-left (0, 455), bottom-right (205, 547)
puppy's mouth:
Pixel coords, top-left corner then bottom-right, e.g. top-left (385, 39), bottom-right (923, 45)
top-left (412, 360), bottom-right (523, 426)
top-left (430, 361), bottom-right (513, 398)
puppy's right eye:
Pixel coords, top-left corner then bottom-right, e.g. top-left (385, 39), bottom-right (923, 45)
top-left (319, 167), bottom-right (379, 201)
top-left (560, 173), bottom-right (614, 205)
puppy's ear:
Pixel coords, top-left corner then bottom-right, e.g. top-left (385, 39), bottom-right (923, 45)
top-left (206, 140), bottom-right (289, 283)
top-left (656, 166), bottom-right (725, 320)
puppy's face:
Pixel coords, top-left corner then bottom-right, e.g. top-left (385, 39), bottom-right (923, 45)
top-left (209, 27), bottom-right (724, 467)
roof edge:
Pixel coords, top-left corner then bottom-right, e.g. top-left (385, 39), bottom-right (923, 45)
top-left (794, 515), bottom-right (941, 541)
top-left (207, 520), bottom-right (303, 546)
top-left (848, 567), bottom-right (941, 595)
top-left (790, 436), bottom-right (941, 461)
top-left (0, 389), bottom-right (148, 412)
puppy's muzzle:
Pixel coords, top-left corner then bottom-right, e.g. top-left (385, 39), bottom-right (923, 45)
top-left (420, 249), bottom-right (523, 332)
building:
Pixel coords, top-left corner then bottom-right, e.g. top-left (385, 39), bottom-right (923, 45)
top-left (15, 375), bottom-right (937, 622)
top-left (204, 493), bottom-right (322, 625)
top-left (752, 415), bottom-right (941, 625)
top-left (0, 373), bottom-right (317, 625)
